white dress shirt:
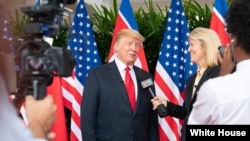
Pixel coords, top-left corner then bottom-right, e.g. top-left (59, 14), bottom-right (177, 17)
top-left (114, 57), bottom-right (138, 100)
top-left (0, 78), bottom-right (46, 141)
top-left (188, 60), bottom-right (250, 124)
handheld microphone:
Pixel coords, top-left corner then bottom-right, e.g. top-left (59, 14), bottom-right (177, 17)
top-left (141, 78), bottom-right (167, 118)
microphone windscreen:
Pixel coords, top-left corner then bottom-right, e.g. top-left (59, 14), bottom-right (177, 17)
top-left (141, 78), bottom-right (153, 88)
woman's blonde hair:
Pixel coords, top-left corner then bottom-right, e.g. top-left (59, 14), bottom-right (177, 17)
top-left (189, 27), bottom-right (222, 67)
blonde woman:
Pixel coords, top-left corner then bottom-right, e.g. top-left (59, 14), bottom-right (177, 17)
top-left (151, 27), bottom-right (222, 141)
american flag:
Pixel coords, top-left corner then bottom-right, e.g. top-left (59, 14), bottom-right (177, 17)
top-left (108, 0), bottom-right (148, 71)
top-left (210, 0), bottom-right (229, 45)
top-left (0, 2), bottom-right (14, 53)
top-left (61, 0), bottom-right (101, 140)
top-left (154, 0), bottom-right (196, 140)
top-left (0, 2), bottom-right (17, 93)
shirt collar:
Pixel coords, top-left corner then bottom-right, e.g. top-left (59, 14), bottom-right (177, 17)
top-left (114, 57), bottom-right (133, 72)
top-left (197, 67), bottom-right (207, 76)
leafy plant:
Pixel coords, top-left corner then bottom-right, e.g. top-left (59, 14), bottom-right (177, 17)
top-left (52, 19), bottom-right (70, 48)
top-left (9, 0), bottom-right (229, 72)
top-left (184, 0), bottom-right (212, 30)
top-left (134, 0), bottom-right (167, 73)
top-left (8, 9), bottom-right (30, 36)
top-left (89, 0), bottom-right (118, 63)
top-left (89, 0), bottom-right (213, 73)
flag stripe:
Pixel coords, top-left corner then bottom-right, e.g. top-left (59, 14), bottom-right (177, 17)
top-left (165, 116), bottom-right (180, 140)
top-left (47, 77), bottom-right (69, 141)
top-left (159, 118), bottom-right (178, 141)
top-left (212, 8), bottom-right (226, 25)
top-left (210, 0), bottom-right (230, 45)
top-left (71, 109), bottom-right (81, 140)
top-left (72, 98), bottom-right (81, 119)
top-left (70, 132), bottom-right (78, 141)
top-left (155, 71), bottom-right (178, 104)
top-left (61, 77), bottom-right (75, 109)
top-left (159, 126), bottom-right (170, 141)
top-left (108, 0), bottom-right (148, 72)
top-left (119, 11), bottom-right (132, 29)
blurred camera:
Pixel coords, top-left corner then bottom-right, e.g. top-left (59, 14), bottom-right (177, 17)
top-left (218, 46), bottom-right (225, 57)
top-left (19, 40), bottom-right (75, 77)
top-left (17, 39), bottom-right (75, 99)
top-left (16, 0), bottom-right (76, 99)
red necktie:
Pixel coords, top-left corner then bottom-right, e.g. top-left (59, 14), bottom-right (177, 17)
top-left (125, 67), bottom-right (136, 111)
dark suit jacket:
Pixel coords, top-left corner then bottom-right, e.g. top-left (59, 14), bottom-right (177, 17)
top-left (165, 66), bottom-right (220, 141)
top-left (80, 61), bottom-right (159, 141)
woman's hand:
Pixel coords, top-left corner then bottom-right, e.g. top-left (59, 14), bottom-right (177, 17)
top-left (151, 96), bottom-right (167, 110)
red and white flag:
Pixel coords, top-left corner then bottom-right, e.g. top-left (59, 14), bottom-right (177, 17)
top-left (47, 77), bottom-right (68, 141)
top-left (210, 0), bottom-right (230, 45)
top-left (108, 0), bottom-right (148, 71)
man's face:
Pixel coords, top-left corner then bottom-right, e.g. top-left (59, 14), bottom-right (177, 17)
top-left (115, 37), bottom-right (141, 66)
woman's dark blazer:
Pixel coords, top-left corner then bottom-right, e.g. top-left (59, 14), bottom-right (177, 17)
top-left (165, 66), bottom-right (220, 141)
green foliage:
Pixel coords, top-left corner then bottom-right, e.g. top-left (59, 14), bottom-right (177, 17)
top-left (8, 9), bottom-right (30, 36)
top-left (51, 19), bottom-right (70, 48)
top-left (227, 0), bottom-right (234, 5)
top-left (9, 0), bottom-right (226, 73)
top-left (8, 9), bottom-right (69, 49)
top-left (89, 0), bottom-right (213, 73)
top-left (89, 0), bottom-right (118, 63)
top-left (184, 0), bottom-right (212, 30)
top-left (51, 29), bottom-right (69, 48)
top-left (134, 0), bottom-right (167, 73)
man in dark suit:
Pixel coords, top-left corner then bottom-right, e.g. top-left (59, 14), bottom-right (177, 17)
top-left (80, 29), bottom-right (159, 141)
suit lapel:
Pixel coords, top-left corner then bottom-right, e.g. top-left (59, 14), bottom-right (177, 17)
top-left (133, 66), bottom-right (148, 115)
top-left (133, 68), bottom-right (141, 114)
top-left (108, 62), bottom-right (134, 113)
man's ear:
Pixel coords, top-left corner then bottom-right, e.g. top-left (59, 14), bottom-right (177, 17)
top-left (230, 36), bottom-right (237, 47)
top-left (114, 43), bottom-right (119, 52)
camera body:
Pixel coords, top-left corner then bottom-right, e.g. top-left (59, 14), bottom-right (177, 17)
top-left (218, 46), bottom-right (225, 58)
top-left (16, 0), bottom-right (76, 99)
top-left (20, 0), bottom-right (70, 36)
top-left (19, 40), bottom-right (75, 78)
